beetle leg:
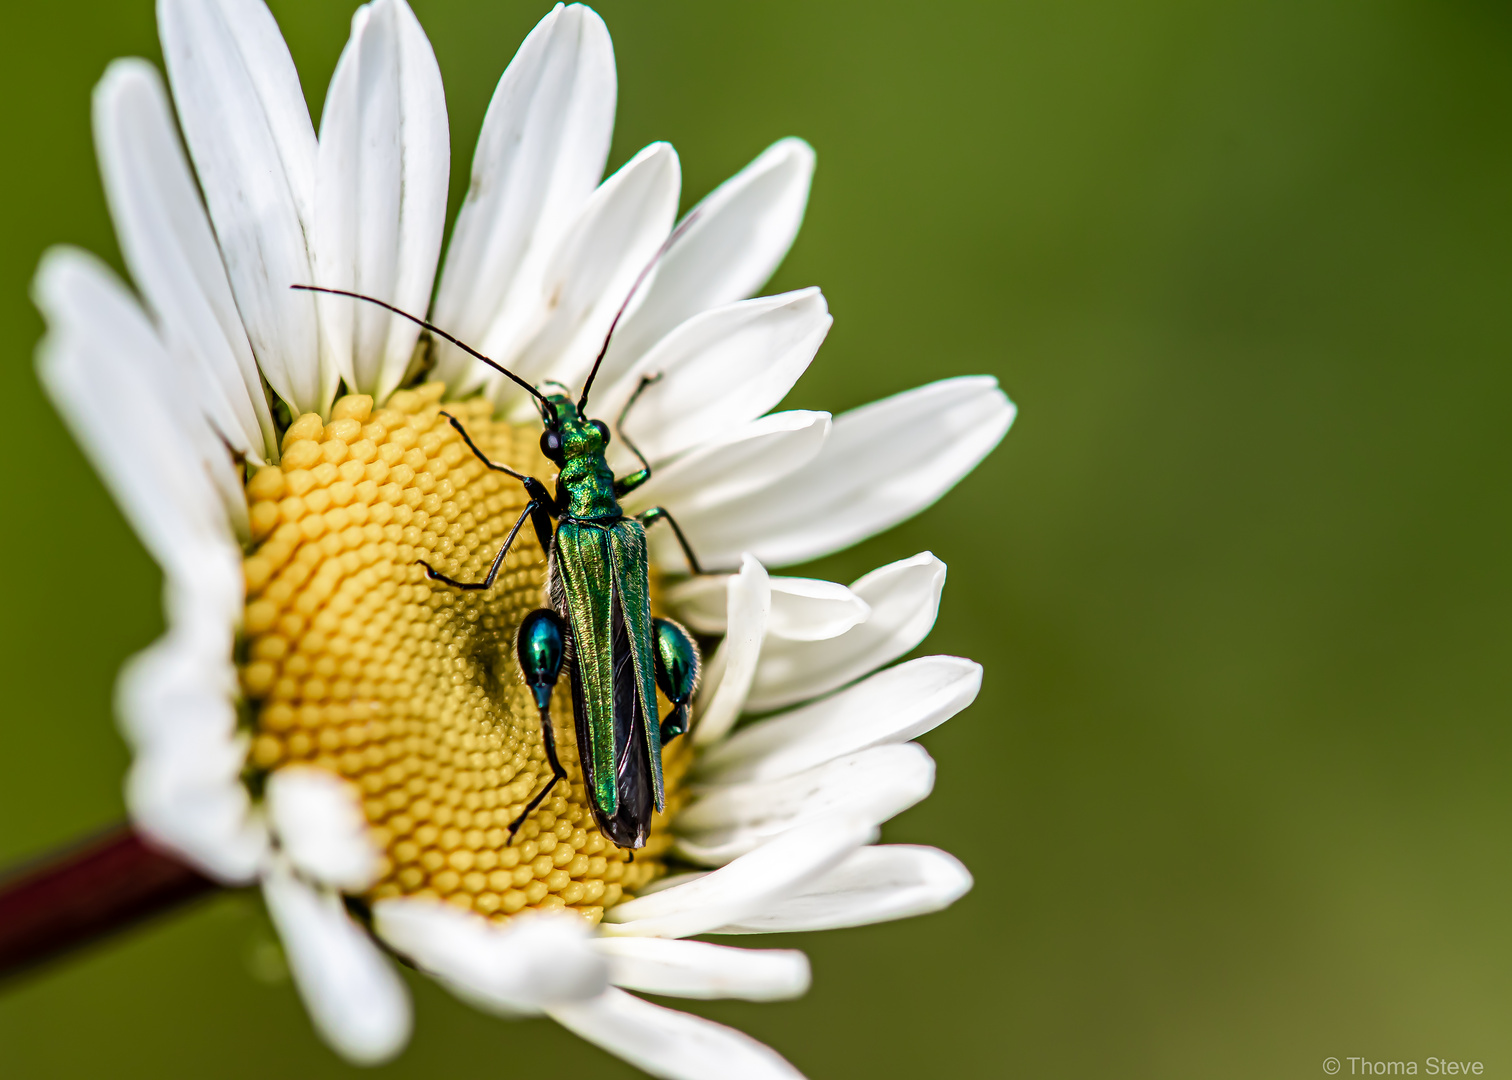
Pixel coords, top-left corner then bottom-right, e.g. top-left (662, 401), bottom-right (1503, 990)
top-left (637, 506), bottom-right (712, 575)
top-left (650, 617), bottom-right (700, 744)
top-left (438, 410), bottom-right (559, 544)
top-left (508, 713), bottom-right (568, 840)
top-left (510, 609), bottom-right (570, 839)
top-left (439, 411), bottom-right (532, 480)
top-left (611, 373), bottom-right (663, 497)
top-left (418, 498), bottom-right (540, 591)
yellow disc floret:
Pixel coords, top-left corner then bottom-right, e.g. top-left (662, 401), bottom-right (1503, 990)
top-left (238, 384), bottom-right (687, 923)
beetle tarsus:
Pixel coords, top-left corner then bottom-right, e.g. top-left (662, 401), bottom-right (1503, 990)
top-left (415, 559), bottom-right (482, 590)
top-left (507, 753), bottom-right (566, 841)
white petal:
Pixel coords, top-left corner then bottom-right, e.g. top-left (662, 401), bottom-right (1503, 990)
top-left (118, 568), bottom-right (240, 756)
top-left (549, 988), bottom-right (806, 1080)
top-left (107, 515), bottom-right (256, 882)
top-left (159, 540), bottom-right (245, 660)
top-left (128, 742), bottom-right (266, 884)
top-left (159, 0), bottom-right (327, 414)
top-left (596, 289), bottom-right (831, 470)
top-left (692, 555), bottom-right (769, 746)
top-left (597, 137), bottom-right (816, 390)
top-left (312, 0), bottom-right (449, 402)
top-left (595, 937), bottom-right (810, 1002)
top-left (117, 629), bottom-right (234, 752)
top-left (262, 863), bottom-right (411, 1065)
top-left (501, 141), bottom-right (680, 402)
top-left (715, 845), bottom-right (972, 935)
top-left (744, 552), bottom-right (945, 712)
top-left (33, 247), bottom-right (245, 562)
top-left (162, 0), bottom-right (316, 219)
top-left (696, 655), bottom-right (982, 785)
top-left (671, 376), bottom-right (1015, 569)
top-left (632, 869), bottom-right (712, 897)
top-left (621, 410), bottom-right (829, 521)
top-left (373, 899), bottom-right (607, 1015)
top-left (668, 571), bottom-right (868, 641)
top-left (676, 744), bottom-right (935, 866)
top-left (93, 59), bottom-right (275, 463)
top-left (121, 631), bottom-right (266, 883)
top-left (265, 767), bottom-right (381, 892)
top-left (431, 2), bottom-right (615, 392)
top-left (601, 816), bottom-right (876, 938)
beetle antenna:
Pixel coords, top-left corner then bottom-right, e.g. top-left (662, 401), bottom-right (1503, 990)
top-left (576, 209), bottom-right (701, 415)
top-left (290, 285), bottom-right (556, 418)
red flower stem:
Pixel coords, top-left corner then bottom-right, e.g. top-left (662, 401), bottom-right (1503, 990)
top-left (0, 825), bottom-right (219, 982)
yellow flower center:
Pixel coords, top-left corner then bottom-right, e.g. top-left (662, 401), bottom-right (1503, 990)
top-left (238, 383), bottom-right (686, 923)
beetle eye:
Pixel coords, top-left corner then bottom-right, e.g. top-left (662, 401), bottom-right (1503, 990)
top-left (540, 429), bottom-right (563, 461)
top-left (591, 419), bottom-right (610, 447)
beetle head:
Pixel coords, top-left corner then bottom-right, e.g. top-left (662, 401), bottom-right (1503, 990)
top-left (539, 393), bottom-right (609, 465)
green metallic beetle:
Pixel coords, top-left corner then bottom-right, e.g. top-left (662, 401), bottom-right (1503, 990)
top-left (296, 260), bottom-right (707, 850)
top-left (419, 382), bottom-right (705, 849)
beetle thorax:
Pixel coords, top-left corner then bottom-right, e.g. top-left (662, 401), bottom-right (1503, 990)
top-left (546, 394), bottom-right (620, 520)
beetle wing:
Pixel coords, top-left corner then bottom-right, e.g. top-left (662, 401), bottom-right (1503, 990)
top-left (552, 521), bottom-right (619, 816)
top-left (607, 519), bottom-right (666, 812)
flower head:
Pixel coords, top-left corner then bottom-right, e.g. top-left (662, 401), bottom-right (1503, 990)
top-left (35, 1), bottom-right (1013, 1074)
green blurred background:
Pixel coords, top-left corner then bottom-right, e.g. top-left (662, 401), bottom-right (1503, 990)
top-left (3, 0), bottom-right (1511, 1076)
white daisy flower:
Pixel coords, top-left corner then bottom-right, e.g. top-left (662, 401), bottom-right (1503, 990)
top-left (30, 1), bottom-right (1014, 1074)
